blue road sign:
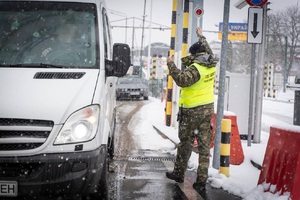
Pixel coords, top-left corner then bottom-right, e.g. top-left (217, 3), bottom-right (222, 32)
top-left (219, 22), bottom-right (248, 32)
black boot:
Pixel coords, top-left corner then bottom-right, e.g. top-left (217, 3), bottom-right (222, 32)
top-left (193, 182), bottom-right (212, 199)
top-left (165, 172), bottom-right (184, 183)
top-left (193, 182), bottom-right (206, 191)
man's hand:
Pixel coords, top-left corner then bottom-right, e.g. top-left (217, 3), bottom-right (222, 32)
top-left (167, 55), bottom-right (174, 63)
top-left (196, 27), bottom-right (203, 37)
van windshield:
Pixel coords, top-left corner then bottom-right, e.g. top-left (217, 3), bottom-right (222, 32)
top-left (0, 2), bottom-right (98, 68)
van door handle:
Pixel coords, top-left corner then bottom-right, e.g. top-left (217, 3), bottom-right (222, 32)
top-left (110, 83), bottom-right (113, 87)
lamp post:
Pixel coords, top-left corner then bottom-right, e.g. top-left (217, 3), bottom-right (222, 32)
top-left (108, 9), bottom-right (127, 43)
top-left (140, 0), bottom-right (147, 78)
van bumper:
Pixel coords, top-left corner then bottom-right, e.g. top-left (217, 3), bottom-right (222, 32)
top-left (0, 145), bottom-right (107, 198)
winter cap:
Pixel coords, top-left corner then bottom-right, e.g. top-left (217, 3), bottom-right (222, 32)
top-left (189, 41), bottom-right (207, 55)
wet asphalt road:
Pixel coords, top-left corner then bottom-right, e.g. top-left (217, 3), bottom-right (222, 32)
top-left (108, 101), bottom-right (242, 200)
top-left (109, 149), bottom-right (207, 200)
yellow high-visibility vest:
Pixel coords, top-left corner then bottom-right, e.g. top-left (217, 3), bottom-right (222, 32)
top-left (179, 63), bottom-right (216, 108)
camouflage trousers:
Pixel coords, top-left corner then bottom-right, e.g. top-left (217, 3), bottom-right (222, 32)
top-left (173, 103), bottom-right (214, 183)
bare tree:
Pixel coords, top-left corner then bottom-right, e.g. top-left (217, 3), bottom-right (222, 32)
top-left (231, 42), bottom-right (252, 74)
top-left (268, 5), bottom-right (300, 75)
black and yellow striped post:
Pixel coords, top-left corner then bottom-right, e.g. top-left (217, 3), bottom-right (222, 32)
top-left (151, 55), bottom-right (157, 79)
top-left (182, 0), bottom-right (189, 58)
top-left (267, 64), bottom-right (272, 97)
top-left (166, 74), bottom-right (173, 125)
top-left (214, 79), bottom-right (219, 95)
top-left (219, 119), bottom-right (231, 177)
top-left (169, 0), bottom-right (177, 58)
top-left (267, 64), bottom-right (276, 98)
top-left (165, 0), bottom-right (177, 126)
top-left (264, 63), bottom-right (277, 98)
top-left (263, 64), bottom-right (268, 97)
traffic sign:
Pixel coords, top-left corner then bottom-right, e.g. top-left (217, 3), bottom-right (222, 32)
top-left (219, 22), bottom-right (248, 32)
top-left (247, 7), bottom-right (263, 44)
top-left (246, 0), bottom-right (268, 7)
top-left (218, 22), bottom-right (248, 41)
top-left (156, 59), bottom-right (164, 67)
top-left (274, 73), bottom-right (283, 86)
top-left (275, 65), bottom-right (282, 72)
top-left (194, 7), bottom-right (204, 17)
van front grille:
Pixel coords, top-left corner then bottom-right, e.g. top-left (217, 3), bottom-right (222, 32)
top-left (34, 72), bottom-right (85, 79)
top-left (0, 130), bottom-right (50, 138)
top-left (0, 118), bottom-right (53, 127)
top-left (128, 88), bottom-right (141, 92)
top-left (0, 118), bottom-right (54, 151)
top-left (0, 143), bottom-right (43, 151)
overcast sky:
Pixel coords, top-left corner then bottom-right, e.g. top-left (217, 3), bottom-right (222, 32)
top-left (106, 0), bottom-right (300, 47)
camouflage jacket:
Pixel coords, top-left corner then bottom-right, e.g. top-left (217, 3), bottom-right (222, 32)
top-left (167, 36), bottom-right (218, 88)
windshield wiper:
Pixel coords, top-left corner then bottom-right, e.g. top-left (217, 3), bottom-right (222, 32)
top-left (0, 63), bottom-right (66, 68)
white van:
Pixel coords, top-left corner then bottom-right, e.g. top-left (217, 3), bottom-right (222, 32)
top-left (0, 0), bottom-right (130, 199)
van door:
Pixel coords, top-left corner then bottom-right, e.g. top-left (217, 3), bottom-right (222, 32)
top-left (102, 8), bottom-right (116, 126)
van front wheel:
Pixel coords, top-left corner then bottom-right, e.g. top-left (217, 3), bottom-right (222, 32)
top-left (88, 155), bottom-right (108, 200)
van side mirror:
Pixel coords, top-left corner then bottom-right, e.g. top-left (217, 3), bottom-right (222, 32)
top-left (109, 43), bottom-right (131, 77)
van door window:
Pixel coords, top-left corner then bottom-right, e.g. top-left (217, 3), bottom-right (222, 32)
top-left (0, 2), bottom-right (98, 68)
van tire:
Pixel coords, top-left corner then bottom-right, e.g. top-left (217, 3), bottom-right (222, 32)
top-left (89, 155), bottom-right (108, 200)
top-left (108, 115), bottom-right (116, 159)
top-left (108, 134), bottom-right (115, 159)
top-left (99, 156), bottom-right (108, 199)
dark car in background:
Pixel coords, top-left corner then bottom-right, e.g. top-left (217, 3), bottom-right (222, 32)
top-left (116, 76), bottom-right (149, 100)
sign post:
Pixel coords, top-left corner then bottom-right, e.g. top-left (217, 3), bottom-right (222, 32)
top-left (246, 0), bottom-right (268, 145)
top-left (194, 7), bottom-right (204, 27)
top-left (251, 3), bottom-right (268, 144)
top-left (213, 0), bottom-right (230, 170)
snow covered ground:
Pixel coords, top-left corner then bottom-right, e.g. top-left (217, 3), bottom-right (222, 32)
top-left (131, 88), bottom-right (297, 200)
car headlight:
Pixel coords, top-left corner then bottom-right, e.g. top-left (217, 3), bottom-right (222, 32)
top-left (54, 105), bottom-right (100, 145)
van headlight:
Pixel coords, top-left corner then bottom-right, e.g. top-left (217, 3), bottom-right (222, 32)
top-left (54, 105), bottom-right (100, 145)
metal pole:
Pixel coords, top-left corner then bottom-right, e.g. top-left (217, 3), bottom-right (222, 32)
top-left (284, 36), bottom-right (288, 93)
top-left (253, 4), bottom-right (267, 143)
top-left (171, 0), bottom-right (183, 129)
top-left (147, 0), bottom-right (153, 80)
top-left (140, 0), bottom-right (147, 78)
top-left (181, 0), bottom-right (189, 59)
top-left (247, 44), bottom-right (256, 147)
top-left (125, 17), bottom-right (127, 44)
top-left (188, 0), bottom-right (193, 46)
top-left (165, 0), bottom-right (177, 127)
top-left (212, 0), bottom-right (230, 170)
top-left (132, 18), bottom-right (135, 62)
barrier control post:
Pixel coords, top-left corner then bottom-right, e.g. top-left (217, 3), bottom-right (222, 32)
top-left (219, 119), bottom-right (231, 177)
top-left (210, 113), bottom-right (244, 165)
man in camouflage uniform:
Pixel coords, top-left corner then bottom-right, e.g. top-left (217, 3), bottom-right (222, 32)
top-left (165, 27), bottom-right (218, 191)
